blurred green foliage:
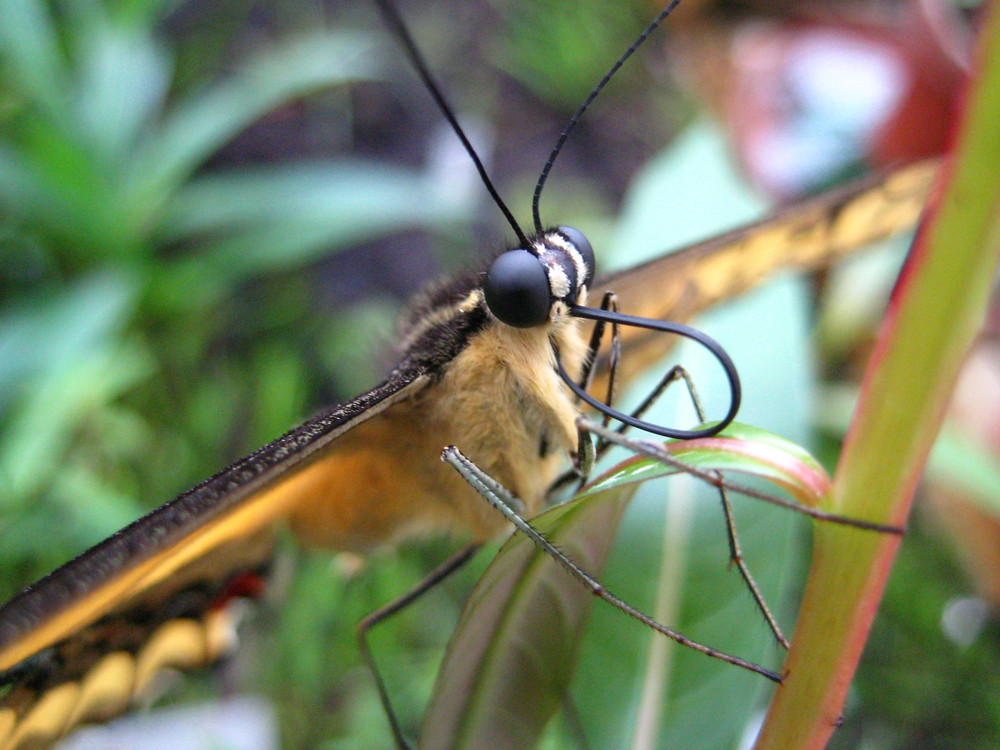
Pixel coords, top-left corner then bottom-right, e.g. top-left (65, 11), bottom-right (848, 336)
top-left (0, 0), bottom-right (478, 745)
top-left (0, 0), bottom-right (466, 576)
top-left (0, 0), bottom-right (998, 749)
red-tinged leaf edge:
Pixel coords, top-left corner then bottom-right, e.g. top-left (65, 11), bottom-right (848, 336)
top-left (581, 422), bottom-right (832, 509)
top-left (755, 5), bottom-right (1000, 748)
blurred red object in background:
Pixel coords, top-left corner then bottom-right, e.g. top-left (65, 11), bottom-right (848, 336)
top-left (673, 0), bottom-right (971, 199)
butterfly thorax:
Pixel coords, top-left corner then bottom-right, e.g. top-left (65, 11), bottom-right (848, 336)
top-left (287, 233), bottom-right (591, 550)
top-left (423, 287), bottom-right (587, 535)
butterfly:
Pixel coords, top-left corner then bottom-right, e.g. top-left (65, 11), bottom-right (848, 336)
top-left (0, 0), bottom-right (936, 747)
top-left (0, 168), bottom-right (935, 750)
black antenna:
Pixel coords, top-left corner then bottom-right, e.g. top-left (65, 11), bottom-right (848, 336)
top-left (374, 0), bottom-right (529, 248)
top-left (532, 0), bottom-right (683, 233)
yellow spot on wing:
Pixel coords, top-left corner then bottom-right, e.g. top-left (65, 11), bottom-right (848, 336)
top-left (67, 652), bottom-right (134, 730)
top-left (3, 682), bottom-right (79, 750)
top-left (134, 619), bottom-right (208, 696)
top-left (0, 710), bottom-right (15, 748)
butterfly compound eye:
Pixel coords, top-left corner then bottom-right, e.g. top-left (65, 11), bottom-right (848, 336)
top-left (483, 249), bottom-right (551, 328)
top-left (557, 225), bottom-right (595, 286)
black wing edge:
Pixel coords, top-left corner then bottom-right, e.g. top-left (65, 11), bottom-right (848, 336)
top-left (0, 367), bottom-right (427, 661)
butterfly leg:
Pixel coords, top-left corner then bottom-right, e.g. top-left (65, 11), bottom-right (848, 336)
top-left (550, 346), bottom-right (693, 497)
top-left (591, 362), bottom-right (688, 461)
top-left (577, 292), bottom-right (623, 419)
top-left (608, 366), bottom-right (793, 648)
top-left (551, 292), bottom-right (622, 496)
top-left (717, 480), bottom-right (791, 647)
top-left (560, 292), bottom-right (696, 487)
top-left (563, 295), bottom-right (801, 647)
top-left (579, 416), bottom-right (905, 648)
top-left (576, 321), bottom-right (792, 648)
top-left (572, 426), bottom-right (596, 482)
top-left (356, 543), bottom-right (479, 750)
top-left (442, 444), bottom-right (782, 681)
top-left (579, 417), bottom-right (905, 534)
top-left (582, 407), bottom-right (793, 648)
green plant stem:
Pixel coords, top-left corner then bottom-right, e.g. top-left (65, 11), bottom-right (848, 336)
top-left (755, 4), bottom-right (1000, 749)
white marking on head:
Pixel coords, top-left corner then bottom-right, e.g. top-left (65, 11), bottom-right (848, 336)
top-left (546, 264), bottom-right (571, 299)
top-left (546, 231), bottom-right (588, 293)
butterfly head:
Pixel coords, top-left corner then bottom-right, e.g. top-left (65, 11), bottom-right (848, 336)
top-left (483, 227), bottom-right (743, 442)
top-left (483, 226), bottom-right (595, 329)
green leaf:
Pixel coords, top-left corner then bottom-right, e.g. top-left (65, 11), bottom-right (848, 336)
top-left (755, 7), bottom-right (1000, 747)
top-left (422, 423), bottom-right (830, 749)
top-left (0, 0), bottom-right (67, 117)
top-left (67, 8), bottom-right (172, 167)
top-left (0, 274), bottom-right (146, 499)
top-left (0, 273), bottom-right (139, 407)
top-left (160, 161), bottom-right (466, 276)
top-left (126, 32), bottom-right (383, 224)
top-left (587, 422), bottom-right (832, 508)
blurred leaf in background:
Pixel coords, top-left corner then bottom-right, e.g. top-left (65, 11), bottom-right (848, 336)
top-left (0, 0), bottom-right (480, 745)
top-left (0, 0), bottom-right (474, 575)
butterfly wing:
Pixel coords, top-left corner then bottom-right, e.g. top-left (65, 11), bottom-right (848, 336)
top-left (589, 160), bottom-right (937, 387)
top-left (0, 368), bottom-right (428, 750)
